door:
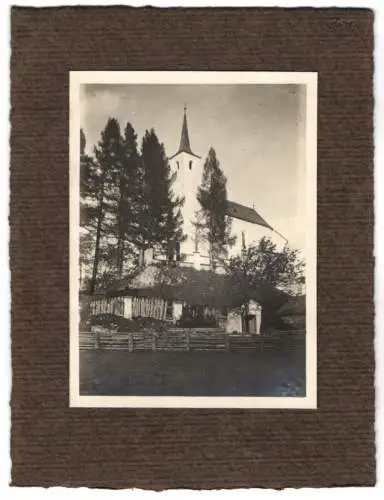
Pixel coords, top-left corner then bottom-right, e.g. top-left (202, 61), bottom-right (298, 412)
top-left (248, 315), bottom-right (257, 334)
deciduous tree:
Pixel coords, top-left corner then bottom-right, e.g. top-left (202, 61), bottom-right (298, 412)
top-left (226, 236), bottom-right (305, 331)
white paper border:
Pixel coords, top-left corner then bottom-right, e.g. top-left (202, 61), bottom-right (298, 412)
top-left (69, 71), bottom-right (317, 409)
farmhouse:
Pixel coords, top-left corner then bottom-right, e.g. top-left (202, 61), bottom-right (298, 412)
top-left (88, 249), bottom-right (290, 335)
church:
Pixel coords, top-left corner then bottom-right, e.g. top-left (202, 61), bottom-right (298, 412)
top-left (87, 107), bottom-right (294, 335)
top-left (141, 105), bottom-right (283, 272)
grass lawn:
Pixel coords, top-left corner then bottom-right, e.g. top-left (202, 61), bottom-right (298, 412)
top-left (80, 347), bottom-right (305, 397)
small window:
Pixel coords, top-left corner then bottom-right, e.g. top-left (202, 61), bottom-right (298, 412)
top-left (189, 161), bottom-right (192, 170)
top-left (176, 161), bottom-right (180, 170)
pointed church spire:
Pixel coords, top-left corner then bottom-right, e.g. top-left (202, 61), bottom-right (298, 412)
top-left (179, 105), bottom-right (193, 154)
top-left (169, 106), bottom-right (201, 160)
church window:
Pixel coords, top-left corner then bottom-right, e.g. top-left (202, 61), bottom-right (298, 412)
top-left (189, 161), bottom-right (192, 170)
top-left (176, 161), bottom-right (180, 170)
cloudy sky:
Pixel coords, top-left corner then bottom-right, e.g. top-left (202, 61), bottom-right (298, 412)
top-left (80, 83), bottom-right (307, 256)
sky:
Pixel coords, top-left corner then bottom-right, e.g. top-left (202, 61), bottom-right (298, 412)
top-left (80, 83), bottom-right (307, 256)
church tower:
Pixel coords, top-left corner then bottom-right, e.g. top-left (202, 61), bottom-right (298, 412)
top-left (169, 106), bottom-right (203, 259)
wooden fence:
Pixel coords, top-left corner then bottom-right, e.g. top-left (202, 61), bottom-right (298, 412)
top-left (131, 297), bottom-right (168, 321)
top-left (89, 297), bottom-right (125, 317)
top-left (79, 330), bottom-right (305, 353)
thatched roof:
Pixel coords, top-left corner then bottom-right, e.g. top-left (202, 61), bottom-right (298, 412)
top-left (277, 295), bottom-right (306, 316)
top-left (106, 263), bottom-right (288, 311)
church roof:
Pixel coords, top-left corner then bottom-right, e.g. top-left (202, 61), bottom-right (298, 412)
top-left (226, 200), bottom-right (273, 230)
top-left (169, 106), bottom-right (201, 160)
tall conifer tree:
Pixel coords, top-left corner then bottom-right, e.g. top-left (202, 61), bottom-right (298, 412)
top-left (196, 147), bottom-right (235, 266)
top-left (140, 129), bottom-right (185, 254)
top-left (90, 118), bottom-right (123, 291)
top-left (117, 122), bottom-right (143, 274)
top-left (79, 127), bottom-right (107, 294)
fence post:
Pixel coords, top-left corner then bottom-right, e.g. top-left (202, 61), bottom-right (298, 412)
top-left (152, 332), bottom-right (156, 352)
top-left (128, 333), bottom-right (133, 352)
top-left (186, 330), bottom-right (190, 351)
top-left (226, 333), bottom-right (230, 352)
top-left (94, 331), bottom-right (100, 350)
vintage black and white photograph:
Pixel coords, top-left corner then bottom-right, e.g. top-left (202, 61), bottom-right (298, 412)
top-left (69, 72), bottom-right (317, 408)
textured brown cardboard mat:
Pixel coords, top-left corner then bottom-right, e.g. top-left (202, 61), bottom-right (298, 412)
top-left (10, 6), bottom-right (375, 489)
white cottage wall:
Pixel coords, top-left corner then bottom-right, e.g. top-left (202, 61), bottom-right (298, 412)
top-left (226, 309), bottom-right (243, 334)
top-left (172, 301), bottom-right (184, 323)
top-left (249, 299), bottom-right (262, 335)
